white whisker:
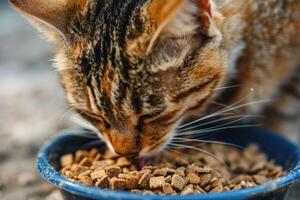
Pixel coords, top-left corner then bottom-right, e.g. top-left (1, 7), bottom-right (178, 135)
top-left (171, 138), bottom-right (244, 149)
top-left (176, 124), bottom-right (261, 136)
top-left (178, 99), bottom-right (271, 129)
top-left (214, 84), bottom-right (241, 91)
top-left (178, 114), bottom-right (262, 132)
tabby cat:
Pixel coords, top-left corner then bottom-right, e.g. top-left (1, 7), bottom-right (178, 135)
top-left (9, 0), bottom-right (300, 157)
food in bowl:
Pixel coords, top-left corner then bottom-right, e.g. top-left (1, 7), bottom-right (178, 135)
top-left (60, 144), bottom-right (285, 195)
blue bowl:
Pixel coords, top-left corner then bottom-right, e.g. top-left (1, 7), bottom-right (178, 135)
top-left (37, 128), bottom-right (300, 200)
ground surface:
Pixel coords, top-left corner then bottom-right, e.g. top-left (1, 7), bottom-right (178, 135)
top-left (0, 1), bottom-right (298, 200)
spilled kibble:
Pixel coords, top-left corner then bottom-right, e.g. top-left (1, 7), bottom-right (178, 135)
top-left (60, 144), bottom-right (285, 195)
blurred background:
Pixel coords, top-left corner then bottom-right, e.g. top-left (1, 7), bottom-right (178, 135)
top-left (0, 1), bottom-right (298, 200)
top-left (0, 1), bottom-right (75, 199)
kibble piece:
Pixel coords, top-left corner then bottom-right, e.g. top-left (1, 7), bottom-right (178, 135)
top-left (106, 166), bottom-right (121, 178)
top-left (194, 185), bottom-right (207, 194)
top-left (116, 157), bottom-right (132, 167)
top-left (175, 169), bottom-right (185, 177)
top-left (138, 172), bottom-right (153, 189)
top-left (210, 179), bottom-right (223, 189)
top-left (110, 177), bottom-right (126, 190)
top-left (90, 169), bottom-right (106, 180)
top-left (94, 153), bottom-right (102, 161)
top-left (91, 160), bottom-right (114, 170)
top-left (176, 158), bottom-right (189, 166)
top-left (125, 175), bottom-right (139, 190)
top-left (139, 169), bottom-right (152, 177)
top-left (103, 150), bottom-right (118, 159)
top-left (251, 161), bottom-right (265, 173)
top-left (131, 189), bottom-right (142, 193)
top-left (60, 154), bottom-right (73, 167)
top-left (187, 172), bottom-right (200, 184)
top-left (79, 157), bottom-right (92, 167)
top-left (181, 184), bottom-right (194, 195)
top-left (165, 175), bottom-right (172, 183)
top-left (78, 170), bottom-right (91, 177)
top-left (165, 168), bottom-right (176, 175)
top-left (64, 170), bottom-right (75, 179)
top-left (204, 184), bottom-right (211, 192)
top-left (95, 175), bottom-right (109, 189)
top-left (253, 175), bottom-right (268, 185)
top-left (200, 174), bottom-right (212, 187)
top-left (163, 183), bottom-right (175, 194)
top-left (210, 185), bottom-right (223, 193)
top-left (196, 167), bottom-right (212, 174)
top-left (149, 176), bottom-right (165, 189)
top-left (122, 168), bottom-right (130, 173)
top-left (171, 174), bottom-right (187, 191)
top-left (60, 144), bottom-right (286, 195)
top-left (233, 184), bottom-right (242, 190)
top-left (70, 165), bottom-right (89, 176)
top-left (143, 190), bottom-right (155, 195)
top-left (78, 175), bottom-right (94, 186)
top-left (89, 148), bottom-right (99, 158)
top-left (142, 166), bottom-right (157, 172)
top-left (75, 150), bottom-right (89, 162)
top-left (153, 169), bottom-right (167, 177)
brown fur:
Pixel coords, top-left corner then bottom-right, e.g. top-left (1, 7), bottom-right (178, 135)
top-left (9, 0), bottom-right (300, 157)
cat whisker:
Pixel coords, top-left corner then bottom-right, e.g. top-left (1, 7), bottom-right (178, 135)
top-left (71, 114), bottom-right (100, 134)
top-left (178, 90), bottom-right (258, 129)
top-left (210, 101), bottom-right (241, 115)
top-left (176, 124), bottom-right (262, 136)
top-left (171, 138), bottom-right (244, 149)
top-left (178, 114), bottom-right (262, 132)
top-left (213, 84), bottom-right (241, 91)
top-left (178, 98), bottom-right (271, 130)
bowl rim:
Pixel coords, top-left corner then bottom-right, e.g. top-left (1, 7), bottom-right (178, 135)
top-left (36, 128), bottom-right (300, 200)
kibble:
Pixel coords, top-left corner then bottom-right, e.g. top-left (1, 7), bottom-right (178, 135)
top-left (149, 176), bottom-right (165, 189)
top-left (60, 144), bottom-right (285, 195)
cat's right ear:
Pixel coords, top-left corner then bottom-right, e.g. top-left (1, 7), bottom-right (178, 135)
top-left (9, 0), bottom-right (87, 43)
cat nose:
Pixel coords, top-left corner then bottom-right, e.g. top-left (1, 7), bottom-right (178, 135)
top-left (109, 130), bottom-right (141, 158)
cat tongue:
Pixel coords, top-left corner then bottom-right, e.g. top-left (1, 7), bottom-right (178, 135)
top-left (133, 157), bottom-right (145, 169)
top-left (139, 157), bottom-right (145, 168)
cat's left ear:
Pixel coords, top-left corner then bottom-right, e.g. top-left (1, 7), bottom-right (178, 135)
top-left (126, 0), bottom-right (214, 58)
top-left (9, 0), bottom-right (87, 42)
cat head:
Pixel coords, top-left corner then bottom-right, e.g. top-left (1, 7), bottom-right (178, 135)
top-left (10, 0), bottom-right (227, 157)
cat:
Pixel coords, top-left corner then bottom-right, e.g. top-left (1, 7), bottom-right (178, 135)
top-left (9, 0), bottom-right (300, 157)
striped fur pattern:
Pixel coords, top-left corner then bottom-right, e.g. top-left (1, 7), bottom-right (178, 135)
top-left (10, 0), bottom-right (300, 156)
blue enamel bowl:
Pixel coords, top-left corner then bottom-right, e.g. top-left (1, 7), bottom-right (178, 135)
top-left (37, 128), bottom-right (300, 200)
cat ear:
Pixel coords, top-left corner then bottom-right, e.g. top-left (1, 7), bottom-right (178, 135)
top-left (198, 0), bottom-right (213, 34)
top-left (126, 0), bottom-right (214, 58)
top-left (9, 0), bottom-right (87, 41)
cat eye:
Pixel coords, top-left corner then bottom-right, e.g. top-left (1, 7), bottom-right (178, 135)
top-left (78, 110), bottom-right (111, 129)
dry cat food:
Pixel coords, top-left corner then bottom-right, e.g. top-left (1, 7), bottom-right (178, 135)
top-left (60, 144), bottom-right (285, 195)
